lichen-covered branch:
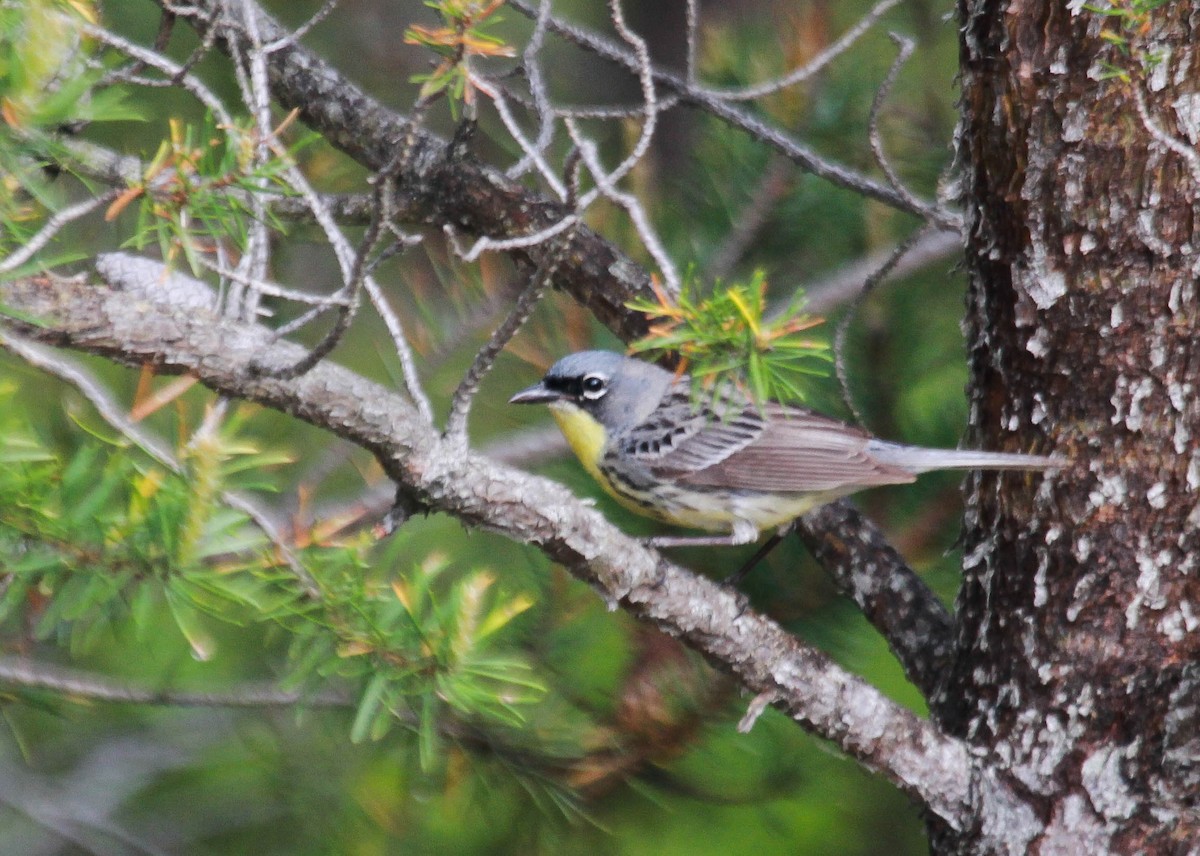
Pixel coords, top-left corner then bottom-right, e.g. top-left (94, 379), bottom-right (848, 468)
top-left (0, 271), bottom-right (983, 829)
top-left (796, 502), bottom-right (954, 699)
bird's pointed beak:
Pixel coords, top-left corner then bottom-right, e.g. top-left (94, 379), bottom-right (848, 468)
top-left (509, 381), bottom-right (561, 405)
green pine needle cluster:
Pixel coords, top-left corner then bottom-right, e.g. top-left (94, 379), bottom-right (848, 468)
top-left (628, 270), bottom-right (831, 406)
top-left (121, 114), bottom-right (306, 276)
top-left (285, 555), bottom-right (542, 757)
top-left (0, 0), bottom-right (143, 267)
top-left (404, 0), bottom-right (514, 109)
top-left (0, 387), bottom-right (542, 758)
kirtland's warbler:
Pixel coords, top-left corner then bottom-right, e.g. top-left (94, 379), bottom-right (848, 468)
top-left (510, 351), bottom-right (1063, 547)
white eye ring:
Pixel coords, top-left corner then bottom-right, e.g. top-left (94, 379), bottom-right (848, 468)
top-left (581, 374), bottom-right (607, 399)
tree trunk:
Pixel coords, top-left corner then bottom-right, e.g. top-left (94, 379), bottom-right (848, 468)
top-left (938, 2), bottom-right (1200, 852)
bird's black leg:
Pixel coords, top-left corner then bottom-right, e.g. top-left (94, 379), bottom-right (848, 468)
top-left (722, 527), bottom-right (790, 587)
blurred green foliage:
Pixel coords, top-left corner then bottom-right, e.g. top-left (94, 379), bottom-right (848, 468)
top-left (0, 0), bottom-right (968, 853)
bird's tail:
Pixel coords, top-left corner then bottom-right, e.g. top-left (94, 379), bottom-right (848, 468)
top-left (866, 441), bottom-right (1066, 475)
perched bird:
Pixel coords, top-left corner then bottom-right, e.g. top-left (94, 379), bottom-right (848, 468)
top-left (510, 351), bottom-right (1063, 547)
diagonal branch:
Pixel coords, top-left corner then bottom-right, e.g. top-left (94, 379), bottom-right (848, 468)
top-left (0, 271), bottom-right (982, 830)
top-left (0, 656), bottom-right (350, 708)
top-left (796, 501), bottom-right (954, 699)
top-left (155, 0), bottom-right (654, 345)
top-left (505, 0), bottom-right (957, 222)
top-left (52, 1), bottom-right (958, 721)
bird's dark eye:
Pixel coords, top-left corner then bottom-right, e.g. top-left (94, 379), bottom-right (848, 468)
top-left (581, 374), bottom-right (607, 399)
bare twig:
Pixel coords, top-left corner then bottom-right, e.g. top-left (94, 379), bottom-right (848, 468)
top-left (600, 0), bottom-right (659, 192)
top-left (475, 72), bottom-right (568, 200)
top-left (84, 23), bottom-right (233, 127)
top-left (699, 0), bottom-right (906, 101)
top-left (834, 222), bottom-right (938, 426)
top-left (479, 87), bottom-right (684, 121)
top-left (171, 13), bottom-right (222, 84)
top-left (472, 0), bottom-right (680, 295)
top-left (867, 33), bottom-right (955, 229)
top-left (504, 0), bottom-right (561, 192)
top-left (224, 1), bottom-right (275, 320)
top-left (264, 0), bottom-right (339, 53)
top-left (565, 122), bottom-right (681, 296)
top-left (97, 6), bottom-right (178, 87)
top-left (263, 159), bottom-right (390, 379)
top-left (447, 209), bottom-right (579, 261)
top-left (0, 189), bottom-right (119, 275)
top-left (505, 0), bottom-right (951, 220)
top-left (445, 230), bottom-right (576, 441)
top-left (254, 102), bottom-right (434, 417)
top-left (198, 259), bottom-right (351, 308)
top-left (0, 656), bottom-right (351, 708)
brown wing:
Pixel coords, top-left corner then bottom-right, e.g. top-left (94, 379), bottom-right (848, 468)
top-left (646, 400), bottom-right (915, 493)
top-left (610, 386), bottom-right (763, 475)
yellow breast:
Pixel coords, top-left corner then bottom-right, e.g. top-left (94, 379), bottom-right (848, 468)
top-left (549, 402), bottom-right (610, 484)
top-left (549, 401), bottom-right (657, 520)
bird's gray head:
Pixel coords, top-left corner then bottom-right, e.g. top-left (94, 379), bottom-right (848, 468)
top-left (509, 350), bottom-right (675, 432)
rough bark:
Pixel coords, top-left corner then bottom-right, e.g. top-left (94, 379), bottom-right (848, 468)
top-left (939, 2), bottom-right (1200, 852)
top-left (795, 503), bottom-right (954, 699)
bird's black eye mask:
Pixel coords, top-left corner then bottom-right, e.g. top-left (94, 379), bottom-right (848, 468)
top-left (543, 373), bottom-right (608, 402)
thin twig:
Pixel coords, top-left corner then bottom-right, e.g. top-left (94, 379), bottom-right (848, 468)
top-left (172, 14), bottom-right (222, 84)
top-left (505, 0), bottom-right (559, 189)
top-left (834, 222), bottom-right (937, 426)
top-left (97, 6), bottom-right (178, 87)
top-left (264, 97), bottom-right (435, 380)
top-left (262, 188), bottom-right (378, 378)
top-left (472, 72), bottom-right (568, 200)
top-left (83, 23), bottom-right (233, 127)
top-left (264, 0), bottom-right (340, 53)
top-left (445, 149), bottom-right (584, 441)
top-left (601, 0), bottom-right (659, 191)
top-left (0, 656), bottom-right (352, 708)
top-left (444, 231), bottom-right (576, 442)
top-left (475, 83), bottom-right (684, 120)
top-left (505, 0), bottom-right (953, 221)
top-left (867, 33), bottom-right (954, 229)
top-left (699, 0), bottom-right (906, 101)
top-left (446, 212), bottom-right (579, 262)
top-left (0, 190), bottom-right (119, 275)
top-left (565, 123), bottom-right (681, 295)
top-left (261, 144), bottom-right (433, 418)
top-left (198, 258), bottom-right (351, 308)
top-left (226, 1), bottom-right (275, 321)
